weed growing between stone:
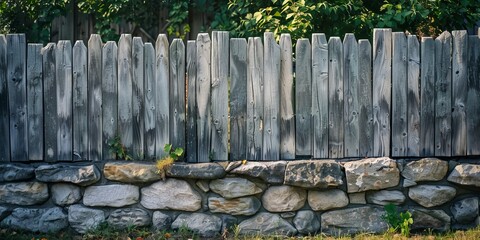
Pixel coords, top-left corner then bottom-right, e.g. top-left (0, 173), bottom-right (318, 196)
top-left (156, 144), bottom-right (184, 180)
top-left (382, 203), bottom-right (413, 237)
top-left (107, 135), bottom-right (133, 160)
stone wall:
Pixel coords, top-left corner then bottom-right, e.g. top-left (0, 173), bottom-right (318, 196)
top-left (0, 157), bottom-right (479, 237)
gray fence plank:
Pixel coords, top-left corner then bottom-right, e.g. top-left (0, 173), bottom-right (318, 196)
top-left (73, 41), bottom-right (88, 160)
top-left (27, 44), bottom-right (43, 161)
top-left (42, 43), bottom-right (57, 161)
top-left (7, 34), bottom-right (27, 161)
top-left (452, 30), bottom-right (467, 156)
top-left (467, 35), bottom-right (480, 155)
top-left (312, 34), bottom-right (329, 158)
top-left (343, 34), bottom-right (359, 157)
top-left (56, 40), bottom-right (73, 160)
top-left (132, 37), bottom-right (144, 159)
top-left (88, 34), bottom-right (103, 161)
top-left (263, 32), bottom-right (280, 160)
top-left (407, 35), bottom-right (420, 156)
top-left (169, 39), bottom-right (186, 154)
top-left (118, 34), bottom-right (133, 156)
top-left (280, 34), bottom-right (295, 159)
top-left (102, 41), bottom-right (118, 160)
top-left (0, 35), bottom-right (8, 161)
top-left (186, 40), bottom-right (197, 162)
top-left (246, 37), bottom-right (264, 160)
top-left (391, 32), bottom-right (407, 157)
top-left (328, 37), bottom-right (344, 158)
top-left (358, 39), bottom-right (373, 157)
top-left (196, 33), bottom-right (211, 162)
top-left (295, 38), bottom-right (311, 156)
top-left (230, 38), bottom-right (247, 160)
top-left (434, 31), bottom-right (452, 156)
top-left (420, 37), bottom-right (435, 156)
top-left (373, 28), bottom-right (392, 157)
top-left (156, 34), bottom-right (169, 159)
top-left (144, 43), bottom-right (156, 160)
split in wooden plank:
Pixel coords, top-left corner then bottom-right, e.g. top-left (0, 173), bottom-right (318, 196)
top-left (132, 37), bottom-right (145, 159)
top-left (280, 34), bottom-right (295, 159)
top-left (186, 40), bottom-right (197, 162)
top-left (196, 33), bottom-right (211, 162)
top-left (156, 34), bottom-right (170, 159)
top-left (73, 41), bottom-right (88, 160)
top-left (144, 42), bottom-right (156, 160)
top-left (358, 39), bottom-right (373, 157)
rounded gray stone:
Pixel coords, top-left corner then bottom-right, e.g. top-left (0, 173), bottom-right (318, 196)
top-left (0, 164), bottom-right (35, 182)
top-left (366, 190), bottom-right (406, 205)
top-left (238, 212), bottom-right (297, 236)
top-left (83, 184), bottom-right (139, 207)
top-left (209, 177), bottom-right (263, 199)
top-left (308, 189), bottom-right (349, 211)
top-left (0, 207), bottom-right (68, 233)
top-left (35, 164), bottom-right (100, 186)
top-left (408, 185), bottom-right (456, 208)
top-left (410, 208), bottom-right (451, 232)
top-left (447, 164), bottom-right (480, 187)
top-left (344, 157), bottom-right (400, 193)
top-left (451, 197), bottom-right (479, 224)
top-left (141, 178), bottom-right (201, 211)
top-left (0, 182), bottom-right (49, 205)
top-left (228, 161), bottom-right (287, 184)
top-left (68, 204), bottom-right (105, 234)
top-left (294, 210), bottom-right (320, 235)
top-left (152, 211), bottom-right (172, 231)
top-left (262, 185), bottom-right (306, 212)
top-left (208, 196), bottom-right (260, 216)
top-left (51, 183), bottom-right (81, 206)
top-left (107, 208), bottom-right (151, 229)
top-left (284, 160), bottom-right (343, 188)
top-left (402, 158), bottom-right (448, 182)
top-left (321, 206), bottom-right (388, 236)
top-left (171, 213), bottom-right (222, 237)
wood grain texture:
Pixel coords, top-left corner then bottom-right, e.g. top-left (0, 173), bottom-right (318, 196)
top-left (372, 29), bottom-right (392, 157)
top-left (391, 32), bottom-right (407, 157)
top-left (343, 34), bottom-right (359, 157)
top-left (0, 35), bottom-right (9, 161)
top-left (196, 33), bottom-right (211, 162)
top-left (230, 38), bottom-right (247, 160)
top-left (246, 37), bottom-right (264, 160)
top-left (156, 34), bottom-right (169, 159)
top-left (434, 31), bottom-right (452, 156)
top-left (73, 41), bottom-right (88, 160)
top-left (467, 35), bottom-right (480, 155)
top-left (7, 34), bottom-right (27, 161)
top-left (186, 40), bottom-right (197, 162)
top-left (169, 39), bottom-right (186, 155)
top-left (263, 32), bottom-right (280, 160)
top-left (118, 34), bottom-right (133, 155)
top-left (312, 34), bottom-right (329, 158)
top-left (358, 39), bottom-right (373, 157)
top-left (420, 37), bottom-right (435, 156)
top-left (295, 38), bottom-right (311, 156)
top-left (328, 37), bottom-right (344, 158)
top-left (451, 30), bottom-right (467, 156)
top-left (280, 34), bottom-right (295, 159)
top-left (102, 41), bottom-right (118, 160)
top-left (211, 31), bottom-right (229, 160)
top-left (88, 34), bottom-right (103, 161)
top-left (42, 43), bottom-right (57, 161)
top-left (132, 37), bottom-right (144, 159)
top-left (407, 35), bottom-right (420, 156)
top-left (144, 43), bottom-right (156, 160)
top-left (27, 44), bottom-right (43, 161)
top-left (56, 40), bottom-right (73, 160)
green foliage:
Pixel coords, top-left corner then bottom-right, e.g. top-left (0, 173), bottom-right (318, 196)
top-left (107, 135), bottom-right (133, 160)
top-left (163, 143), bottom-right (184, 161)
top-left (156, 144), bottom-right (184, 180)
top-left (383, 203), bottom-right (414, 237)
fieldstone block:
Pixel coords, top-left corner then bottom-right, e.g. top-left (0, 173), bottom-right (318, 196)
top-left (349, 192), bottom-right (366, 204)
top-left (167, 163), bottom-right (226, 179)
top-left (84, 184), bottom-right (139, 207)
top-left (68, 204), bottom-right (105, 234)
top-left (0, 206), bottom-right (9, 222)
top-left (451, 197), bottom-right (479, 224)
top-left (0, 164), bottom-right (35, 182)
top-left (366, 190), bottom-right (406, 205)
top-left (308, 189), bottom-right (349, 211)
top-left (284, 160), bottom-right (343, 188)
top-left (344, 157), bottom-right (399, 193)
top-left (410, 208), bottom-right (450, 232)
top-left (141, 178), bottom-right (201, 211)
top-left (238, 212), bottom-right (297, 236)
top-left (402, 158), bottom-right (448, 182)
top-left (152, 211), bottom-right (172, 231)
top-left (104, 162), bottom-right (161, 183)
top-left (294, 210), bottom-right (320, 235)
top-left (408, 185), bottom-right (456, 207)
top-left (208, 196), bottom-right (260, 216)
top-left (35, 164), bottom-right (100, 186)
top-left (209, 177), bottom-right (263, 199)
top-left (51, 183), bottom-right (81, 206)
top-left (107, 208), bottom-right (151, 229)
top-left (0, 207), bottom-right (68, 233)
top-left (0, 182), bottom-right (48, 205)
top-left (321, 206), bottom-right (388, 236)
top-left (171, 213), bottom-right (222, 237)
top-left (228, 161), bottom-right (286, 184)
top-left (447, 164), bottom-right (480, 187)
top-left (262, 186), bottom-right (306, 212)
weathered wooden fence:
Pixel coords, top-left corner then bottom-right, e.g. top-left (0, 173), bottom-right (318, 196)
top-left (0, 29), bottom-right (479, 162)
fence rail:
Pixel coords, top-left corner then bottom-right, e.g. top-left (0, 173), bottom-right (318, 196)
top-left (0, 28), bottom-right (479, 162)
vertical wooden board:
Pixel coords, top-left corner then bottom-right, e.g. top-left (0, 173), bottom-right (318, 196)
top-left (102, 41), bottom-right (118, 160)
top-left (312, 34), bottom-right (329, 158)
top-left (186, 40), bottom-right (197, 162)
top-left (73, 41), bottom-right (88, 160)
top-left (88, 34), bottom-right (103, 161)
top-left (56, 40), bottom-right (73, 161)
top-left (169, 39), bottom-right (186, 155)
top-left (372, 29), bottom-right (392, 157)
top-left (132, 37), bottom-right (144, 159)
top-left (211, 31), bottom-right (229, 160)
top-left (420, 37), bottom-right (435, 156)
top-left (358, 39), bottom-right (373, 157)
top-left (467, 35), bottom-right (480, 155)
top-left (407, 35), bottom-right (420, 156)
top-left (280, 34), bottom-right (295, 159)
top-left (118, 34), bottom-right (133, 155)
top-left (196, 33), bottom-right (211, 162)
top-left (246, 37), bottom-right (264, 160)
top-left (451, 30), bottom-right (467, 156)
top-left (295, 38), bottom-right (311, 156)
top-left (328, 37), bottom-right (344, 158)
top-left (343, 34), bottom-right (359, 157)
top-left (434, 32), bottom-right (452, 156)
top-left (230, 38), bottom-right (247, 161)
top-left (0, 35), bottom-right (9, 161)
top-left (391, 32), bottom-right (407, 157)
top-left (27, 44), bottom-right (43, 161)
top-left (156, 34), bottom-right (169, 159)
top-left (42, 43), bottom-right (57, 161)
top-left (7, 34), bottom-right (27, 161)
top-left (263, 32), bottom-right (280, 160)
top-left (144, 43), bottom-right (156, 160)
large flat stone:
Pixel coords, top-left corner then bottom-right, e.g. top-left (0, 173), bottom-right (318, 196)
top-left (68, 204), bottom-right (105, 234)
top-left (447, 164), bottom-right (480, 187)
top-left (238, 212), bottom-right (297, 236)
top-left (107, 208), bottom-right (151, 229)
top-left (410, 208), bottom-right (450, 232)
top-left (208, 196), bottom-right (260, 216)
top-left (451, 197), bottom-right (479, 224)
top-left (262, 185), bottom-right (306, 212)
top-left (402, 158), bottom-right (448, 182)
top-left (344, 157), bottom-right (399, 193)
top-left (0, 164), bottom-right (35, 182)
top-left (0, 207), bottom-right (68, 233)
top-left (366, 190), bottom-right (406, 205)
top-left (83, 184), bottom-right (139, 207)
top-left (171, 213), bottom-right (222, 237)
top-left (141, 178), bottom-right (201, 211)
top-left (308, 189), bottom-right (349, 211)
top-left (408, 185), bottom-right (456, 207)
top-left (321, 206), bottom-right (388, 236)
top-left (0, 182), bottom-right (48, 205)
top-left (228, 161), bottom-right (286, 184)
top-left (284, 160), bottom-right (343, 188)
top-left (51, 183), bottom-right (81, 206)
top-left (294, 210), bottom-right (320, 235)
top-left (104, 162), bottom-right (161, 183)
top-left (209, 177), bottom-right (263, 199)
top-left (167, 163), bottom-right (226, 179)
top-left (35, 164), bottom-right (100, 186)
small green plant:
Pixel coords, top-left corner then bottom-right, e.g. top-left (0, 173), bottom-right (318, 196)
top-left (383, 203), bottom-right (414, 237)
top-left (156, 144), bottom-right (184, 180)
top-left (107, 135), bottom-right (133, 160)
